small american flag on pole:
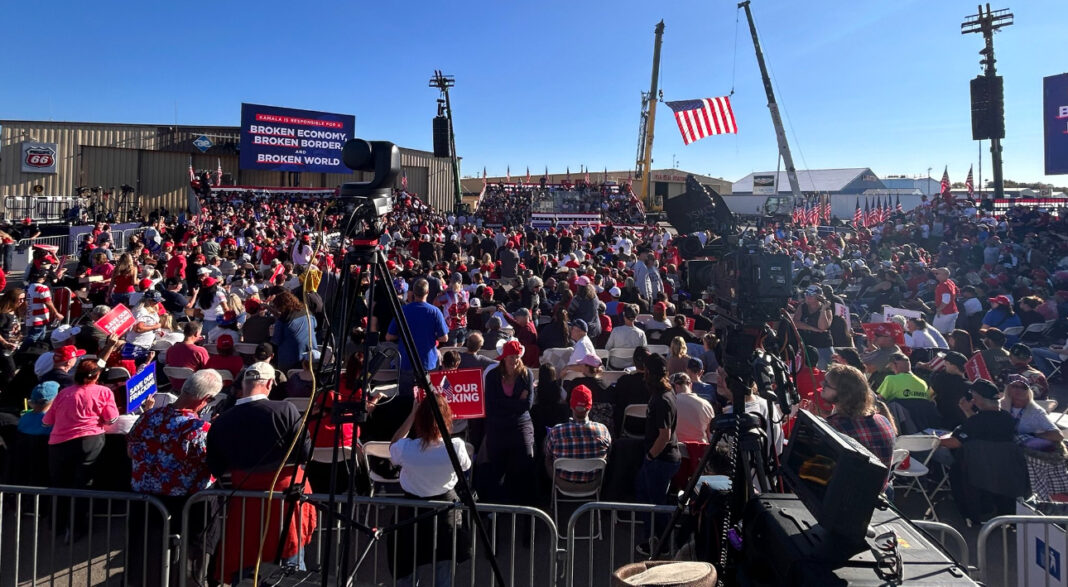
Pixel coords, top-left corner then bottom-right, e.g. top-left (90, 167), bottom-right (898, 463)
top-left (807, 203), bottom-right (818, 226)
top-left (965, 165), bottom-right (974, 198)
top-left (940, 166), bottom-right (951, 199)
top-left (822, 198), bottom-right (831, 223)
top-left (895, 194), bottom-right (903, 214)
top-left (854, 198), bottom-right (863, 228)
top-left (665, 97), bottom-right (738, 145)
top-left (401, 170), bottom-right (408, 190)
top-left (215, 158), bottom-right (223, 186)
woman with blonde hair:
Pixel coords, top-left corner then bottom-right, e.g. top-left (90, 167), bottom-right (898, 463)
top-left (108, 253), bottom-right (138, 306)
top-left (667, 336), bottom-right (691, 375)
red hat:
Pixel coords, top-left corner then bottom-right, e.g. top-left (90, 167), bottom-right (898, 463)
top-left (570, 384), bottom-right (593, 411)
top-left (654, 301), bottom-right (667, 312)
top-left (244, 298), bottom-right (262, 314)
top-left (386, 260), bottom-right (396, 270)
top-left (216, 334), bottom-right (235, 350)
top-left (872, 324), bottom-right (895, 338)
top-left (202, 276), bottom-right (219, 287)
top-left (139, 278), bottom-right (154, 290)
top-left (483, 287), bottom-right (494, 298)
top-left (404, 259), bottom-right (414, 268)
top-left (54, 345), bottom-right (87, 362)
top-left (988, 295), bottom-right (1011, 306)
top-left (497, 340), bottom-right (525, 360)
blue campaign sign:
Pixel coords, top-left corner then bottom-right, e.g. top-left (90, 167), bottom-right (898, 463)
top-left (193, 135), bottom-right (213, 152)
top-left (239, 103), bottom-right (355, 174)
top-left (126, 362), bottom-right (157, 413)
top-left (1044, 73), bottom-right (1068, 175)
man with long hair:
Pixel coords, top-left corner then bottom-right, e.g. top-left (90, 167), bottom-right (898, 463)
top-left (819, 364), bottom-right (895, 468)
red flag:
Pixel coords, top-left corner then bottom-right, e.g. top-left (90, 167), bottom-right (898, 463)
top-left (965, 165), bottom-right (974, 198)
top-left (853, 198), bottom-right (863, 228)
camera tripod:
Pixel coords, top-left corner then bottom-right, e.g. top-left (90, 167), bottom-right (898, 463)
top-left (268, 148), bottom-right (505, 586)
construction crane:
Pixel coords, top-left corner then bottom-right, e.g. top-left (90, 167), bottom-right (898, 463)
top-left (739, 1), bottom-right (803, 210)
top-left (634, 20), bottom-right (665, 214)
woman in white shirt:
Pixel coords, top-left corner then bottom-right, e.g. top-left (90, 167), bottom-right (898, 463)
top-left (388, 394), bottom-right (471, 587)
top-left (123, 291), bottom-right (163, 366)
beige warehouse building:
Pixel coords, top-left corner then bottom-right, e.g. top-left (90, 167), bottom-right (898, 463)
top-left (0, 120), bottom-right (457, 215)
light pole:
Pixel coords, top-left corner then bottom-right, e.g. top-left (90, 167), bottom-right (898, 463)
top-left (429, 71), bottom-right (463, 212)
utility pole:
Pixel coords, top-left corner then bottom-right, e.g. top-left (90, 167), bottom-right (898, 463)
top-left (962, 4), bottom-right (1013, 199)
top-left (739, 1), bottom-right (802, 202)
top-left (429, 70), bottom-right (464, 212)
top-left (635, 20), bottom-right (665, 213)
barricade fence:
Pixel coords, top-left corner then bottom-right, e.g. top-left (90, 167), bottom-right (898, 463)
top-left (978, 514), bottom-right (1068, 587)
top-left (179, 490), bottom-right (560, 587)
top-left (565, 502), bottom-right (682, 587)
top-left (0, 485), bottom-right (172, 587)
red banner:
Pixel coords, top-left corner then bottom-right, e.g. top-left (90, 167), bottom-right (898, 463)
top-left (964, 353), bottom-right (992, 382)
top-left (95, 304), bottom-right (136, 337)
top-left (418, 368), bottom-right (486, 420)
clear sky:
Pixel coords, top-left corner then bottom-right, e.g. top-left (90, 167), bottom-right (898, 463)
top-left (2, 0), bottom-right (1064, 186)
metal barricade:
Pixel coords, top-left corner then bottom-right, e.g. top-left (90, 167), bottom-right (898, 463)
top-left (565, 502), bottom-right (681, 587)
top-left (978, 514), bottom-right (1068, 587)
top-left (0, 484), bottom-right (172, 587)
top-left (912, 519), bottom-right (971, 569)
top-left (179, 490), bottom-right (559, 587)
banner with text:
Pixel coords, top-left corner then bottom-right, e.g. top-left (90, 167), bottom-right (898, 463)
top-left (1045, 73), bottom-right (1068, 175)
top-left (96, 304), bottom-right (136, 337)
top-left (417, 368), bottom-right (486, 420)
top-left (126, 363), bottom-right (157, 413)
top-left (239, 103), bottom-right (355, 174)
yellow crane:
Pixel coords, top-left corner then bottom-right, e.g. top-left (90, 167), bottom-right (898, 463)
top-left (635, 20), bottom-right (665, 213)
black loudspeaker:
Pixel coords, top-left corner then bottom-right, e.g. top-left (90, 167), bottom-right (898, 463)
top-left (677, 235), bottom-right (707, 260)
top-left (971, 75), bottom-right (1005, 141)
top-left (686, 259), bottom-right (718, 294)
top-left (433, 116), bottom-right (451, 158)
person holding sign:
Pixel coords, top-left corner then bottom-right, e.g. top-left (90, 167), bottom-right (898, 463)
top-left (123, 291), bottom-right (164, 366)
top-left (478, 340), bottom-right (535, 506)
top-left (388, 393), bottom-right (472, 586)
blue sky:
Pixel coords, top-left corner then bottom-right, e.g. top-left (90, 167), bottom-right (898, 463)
top-left (2, 0), bottom-right (1064, 185)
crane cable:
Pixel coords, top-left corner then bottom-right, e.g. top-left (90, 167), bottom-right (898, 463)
top-left (252, 204), bottom-right (333, 585)
top-left (730, 7), bottom-right (740, 97)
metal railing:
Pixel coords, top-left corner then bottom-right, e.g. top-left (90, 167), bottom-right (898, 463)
top-left (978, 514), bottom-right (1068, 587)
top-left (912, 519), bottom-right (971, 569)
top-left (564, 502), bottom-right (681, 587)
top-left (0, 485), bottom-right (172, 587)
top-left (179, 490), bottom-right (560, 587)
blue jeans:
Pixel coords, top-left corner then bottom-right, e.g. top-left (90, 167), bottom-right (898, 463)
top-left (398, 560), bottom-right (452, 587)
top-left (635, 457), bottom-right (681, 541)
top-left (22, 325), bottom-right (48, 346)
top-left (1032, 347), bottom-right (1064, 378)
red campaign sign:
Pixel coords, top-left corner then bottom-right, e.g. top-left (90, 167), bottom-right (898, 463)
top-left (686, 317), bottom-right (696, 331)
top-left (861, 322), bottom-right (906, 348)
top-left (964, 353), bottom-right (992, 382)
top-left (417, 368), bottom-right (486, 420)
top-left (95, 304), bottom-right (136, 337)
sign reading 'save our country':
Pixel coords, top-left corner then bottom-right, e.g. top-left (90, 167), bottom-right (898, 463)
top-left (239, 103), bottom-right (355, 174)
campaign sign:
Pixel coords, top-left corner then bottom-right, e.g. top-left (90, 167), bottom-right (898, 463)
top-left (883, 306), bottom-right (923, 322)
top-left (834, 303), bottom-right (852, 334)
top-left (126, 363), bottom-right (157, 413)
top-left (965, 353), bottom-right (992, 382)
top-left (861, 322), bottom-right (906, 348)
top-left (1044, 73), bottom-right (1068, 175)
top-left (239, 103), bottom-right (355, 174)
top-left (418, 368), bottom-right (485, 420)
top-left (96, 304), bottom-right (136, 337)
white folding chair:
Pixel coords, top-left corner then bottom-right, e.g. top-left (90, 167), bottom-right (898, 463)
top-left (1001, 326), bottom-right (1024, 338)
top-left (1048, 357), bottom-right (1064, 383)
top-left (892, 434), bottom-right (942, 521)
top-left (595, 349), bottom-right (610, 362)
top-left (607, 347), bottom-right (635, 370)
top-left (285, 396), bottom-right (311, 412)
top-left (552, 457), bottom-right (608, 539)
top-left (362, 441), bottom-right (403, 496)
top-left (1038, 398), bottom-right (1059, 413)
top-left (647, 344), bottom-right (669, 357)
top-left (234, 342), bottom-right (258, 358)
top-left (601, 371), bottom-right (627, 387)
top-left (622, 403), bottom-right (647, 439)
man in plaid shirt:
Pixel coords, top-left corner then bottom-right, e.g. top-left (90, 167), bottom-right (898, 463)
top-left (821, 364), bottom-right (895, 469)
top-left (545, 385), bottom-right (612, 489)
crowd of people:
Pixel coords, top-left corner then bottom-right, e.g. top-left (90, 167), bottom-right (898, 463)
top-left (0, 183), bottom-right (1065, 581)
top-left (477, 181), bottom-right (645, 226)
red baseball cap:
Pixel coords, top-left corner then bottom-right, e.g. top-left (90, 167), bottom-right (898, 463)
top-left (216, 334), bottom-right (235, 350)
top-left (570, 385), bottom-right (593, 410)
top-left (202, 276), bottom-right (219, 287)
top-left (988, 295), bottom-right (1011, 306)
top-left (139, 278), bottom-right (154, 289)
top-left (497, 340), bottom-right (524, 360)
top-left (54, 345), bottom-right (87, 362)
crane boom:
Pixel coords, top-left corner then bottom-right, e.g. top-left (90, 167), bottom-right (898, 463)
top-left (739, 1), bottom-right (802, 201)
top-left (635, 20), bottom-right (665, 212)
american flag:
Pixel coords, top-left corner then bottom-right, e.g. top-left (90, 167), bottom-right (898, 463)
top-left (807, 203), bottom-right (818, 226)
top-left (526, 166), bottom-right (531, 184)
top-left (506, 165), bottom-right (511, 182)
top-left (188, 158), bottom-right (196, 183)
top-left (583, 165), bottom-right (590, 184)
top-left (482, 167), bottom-right (487, 188)
top-left (792, 205), bottom-right (801, 225)
top-left (854, 198), bottom-right (863, 228)
top-left (822, 198), bottom-right (831, 223)
top-left (966, 165), bottom-right (974, 197)
top-left (401, 171), bottom-right (408, 190)
top-left (863, 199), bottom-right (872, 227)
top-left (895, 194), bottom-right (903, 214)
top-left (216, 158), bottom-right (223, 186)
top-left (665, 97), bottom-right (738, 145)
top-left (940, 166), bottom-right (951, 199)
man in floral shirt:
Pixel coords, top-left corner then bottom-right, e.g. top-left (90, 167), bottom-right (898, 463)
top-left (126, 369), bottom-right (223, 584)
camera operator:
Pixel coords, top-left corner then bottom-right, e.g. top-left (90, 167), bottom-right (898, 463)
top-left (792, 285), bottom-right (833, 369)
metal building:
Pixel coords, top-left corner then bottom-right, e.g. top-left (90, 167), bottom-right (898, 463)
top-left (0, 120), bottom-right (457, 215)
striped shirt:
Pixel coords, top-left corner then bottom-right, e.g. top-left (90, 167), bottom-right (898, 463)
top-left (26, 283), bottom-right (51, 327)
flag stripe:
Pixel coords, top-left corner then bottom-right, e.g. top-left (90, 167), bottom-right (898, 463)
top-left (666, 97), bottom-right (738, 145)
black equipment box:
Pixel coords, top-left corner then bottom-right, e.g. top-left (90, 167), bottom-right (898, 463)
top-left (740, 494), bottom-right (976, 586)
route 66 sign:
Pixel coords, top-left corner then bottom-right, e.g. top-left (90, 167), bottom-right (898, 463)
top-left (21, 142), bottom-right (58, 174)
